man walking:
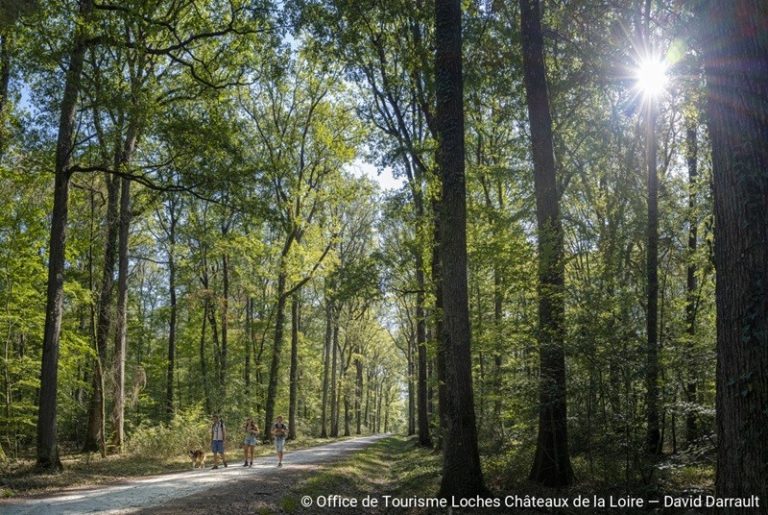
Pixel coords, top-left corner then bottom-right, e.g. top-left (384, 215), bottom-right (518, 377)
top-left (210, 414), bottom-right (228, 469)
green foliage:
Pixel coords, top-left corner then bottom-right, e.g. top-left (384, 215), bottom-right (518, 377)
top-left (127, 406), bottom-right (209, 459)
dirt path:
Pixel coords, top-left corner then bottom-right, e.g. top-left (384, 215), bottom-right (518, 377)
top-left (1, 434), bottom-right (389, 514)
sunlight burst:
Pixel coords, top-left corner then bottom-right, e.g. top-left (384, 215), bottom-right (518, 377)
top-left (635, 57), bottom-right (668, 98)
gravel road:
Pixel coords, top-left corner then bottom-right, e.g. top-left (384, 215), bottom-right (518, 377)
top-left (1, 434), bottom-right (389, 514)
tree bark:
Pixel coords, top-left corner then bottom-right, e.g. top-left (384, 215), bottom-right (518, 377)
top-left (36, 0), bottom-right (93, 472)
top-left (519, 0), bottom-right (574, 486)
top-left (434, 0), bottom-right (486, 497)
top-left (700, 1), bottom-right (768, 508)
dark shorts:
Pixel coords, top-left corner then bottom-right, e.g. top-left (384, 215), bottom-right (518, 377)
top-left (211, 440), bottom-right (225, 454)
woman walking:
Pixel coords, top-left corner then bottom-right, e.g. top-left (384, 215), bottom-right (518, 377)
top-left (242, 417), bottom-right (259, 467)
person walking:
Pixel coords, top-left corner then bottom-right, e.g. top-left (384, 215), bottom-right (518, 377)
top-left (271, 415), bottom-right (288, 467)
top-left (242, 417), bottom-right (259, 467)
top-left (210, 414), bottom-right (228, 469)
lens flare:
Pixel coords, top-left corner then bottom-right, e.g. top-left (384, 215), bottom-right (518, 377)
top-left (635, 57), bottom-right (668, 98)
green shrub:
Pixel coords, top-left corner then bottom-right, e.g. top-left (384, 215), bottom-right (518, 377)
top-left (127, 406), bottom-right (209, 458)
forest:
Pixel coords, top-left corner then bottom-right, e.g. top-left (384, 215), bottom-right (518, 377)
top-left (0, 0), bottom-right (766, 512)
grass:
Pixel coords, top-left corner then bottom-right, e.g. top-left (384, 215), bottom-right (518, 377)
top-left (0, 435), bottom-right (352, 498)
top-left (285, 435), bottom-right (441, 513)
top-left (286, 436), bottom-right (716, 515)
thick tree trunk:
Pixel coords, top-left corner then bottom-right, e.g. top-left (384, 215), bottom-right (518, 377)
top-left (434, 0), bottom-right (486, 497)
top-left (700, 1), bottom-right (768, 508)
top-left (685, 121), bottom-right (698, 444)
top-left (83, 173), bottom-right (120, 454)
top-left (111, 176), bottom-right (131, 453)
top-left (519, 0), bottom-right (574, 486)
top-left (288, 293), bottom-right (299, 440)
top-left (36, 0), bottom-right (93, 472)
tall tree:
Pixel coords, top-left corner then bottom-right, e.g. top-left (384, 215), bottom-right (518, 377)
top-left (160, 193), bottom-right (180, 418)
top-left (288, 292), bottom-right (300, 440)
top-left (700, 0), bottom-right (768, 506)
top-left (83, 171), bottom-right (119, 455)
top-left (434, 0), bottom-right (485, 498)
top-left (684, 116), bottom-right (698, 443)
top-left (641, 0), bottom-right (662, 456)
top-left (35, 0), bottom-right (94, 472)
top-left (519, 0), bottom-right (574, 486)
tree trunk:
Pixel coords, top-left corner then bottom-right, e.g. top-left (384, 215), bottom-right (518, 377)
top-left (330, 321), bottom-right (339, 437)
top-left (415, 265), bottom-right (431, 446)
top-left (685, 120), bottom-right (698, 444)
top-left (111, 175), bottom-right (131, 453)
top-left (220, 252), bottom-right (229, 394)
top-left (343, 396), bottom-right (350, 437)
top-left (519, 0), bottom-right (574, 486)
top-left (83, 173), bottom-right (119, 454)
top-left (407, 334), bottom-right (415, 435)
top-left (700, 1), bottom-right (768, 508)
top-left (320, 297), bottom-right (332, 438)
top-left (288, 293), bottom-right (299, 440)
top-left (199, 299), bottom-right (211, 415)
top-left (0, 33), bottom-right (11, 155)
top-left (434, 0), bottom-right (486, 497)
top-left (36, 0), bottom-right (93, 472)
top-left (165, 196), bottom-right (178, 419)
top-left (263, 270), bottom-right (286, 438)
top-left (245, 297), bottom-right (253, 388)
top-left (354, 344), bottom-right (363, 435)
top-left (644, 94), bottom-right (661, 456)
top-left (492, 267), bottom-right (504, 438)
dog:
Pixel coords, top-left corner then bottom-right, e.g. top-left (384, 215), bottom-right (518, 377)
top-left (188, 449), bottom-right (206, 469)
